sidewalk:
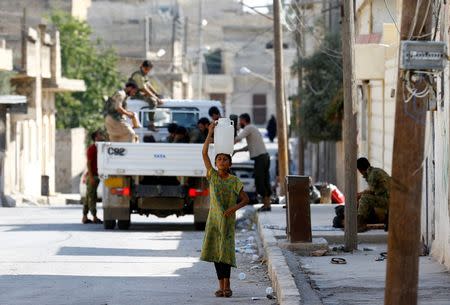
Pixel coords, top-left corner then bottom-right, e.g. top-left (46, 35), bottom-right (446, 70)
top-left (10, 193), bottom-right (82, 207)
top-left (256, 204), bottom-right (450, 305)
top-left (260, 204), bottom-right (387, 244)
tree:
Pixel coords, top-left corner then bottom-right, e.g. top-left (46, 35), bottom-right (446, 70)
top-left (292, 32), bottom-right (343, 142)
top-left (50, 11), bottom-right (122, 133)
top-left (0, 71), bottom-right (14, 95)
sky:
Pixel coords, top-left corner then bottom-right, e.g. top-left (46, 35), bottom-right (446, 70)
top-left (242, 0), bottom-right (273, 13)
top-left (243, 0), bottom-right (273, 5)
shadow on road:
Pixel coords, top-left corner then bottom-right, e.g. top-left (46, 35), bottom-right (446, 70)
top-left (0, 221), bottom-right (197, 233)
top-left (0, 268), bottom-right (206, 305)
top-left (57, 246), bottom-right (199, 257)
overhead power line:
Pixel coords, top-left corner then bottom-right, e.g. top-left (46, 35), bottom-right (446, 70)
top-left (238, 1), bottom-right (274, 20)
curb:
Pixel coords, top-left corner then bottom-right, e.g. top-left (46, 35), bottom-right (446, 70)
top-left (256, 215), bottom-right (301, 305)
top-left (269, 229), bottom-right (388, 244)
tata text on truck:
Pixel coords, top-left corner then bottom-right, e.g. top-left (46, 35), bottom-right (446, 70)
top-left (97, 99), bottom-right (222, 230)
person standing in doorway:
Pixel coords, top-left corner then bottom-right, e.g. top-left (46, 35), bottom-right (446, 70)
top-left (266, 115), bottom-right (277, 142)
top-left (234, 113), bottom-right (272, 212)
top-left (201, 122), bottom-right (249, 298)
top-left (82, 130), bottom-right (104, 224)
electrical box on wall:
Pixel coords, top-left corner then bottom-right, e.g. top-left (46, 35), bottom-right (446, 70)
top-left (400, 41), bottom-right (447, 70)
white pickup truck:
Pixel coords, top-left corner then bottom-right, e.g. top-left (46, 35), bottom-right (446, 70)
top-left (97, 99), bottom-right (223, 230)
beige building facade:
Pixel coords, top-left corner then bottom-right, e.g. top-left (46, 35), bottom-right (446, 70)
top-left (86, 0), bottom-right (190, 99)
top-left (4, 24), bottom-right (85, 200)
top-left (355, 0), bottom-right (450, 269)
top-left (85, 0), bottom-right (296, 124)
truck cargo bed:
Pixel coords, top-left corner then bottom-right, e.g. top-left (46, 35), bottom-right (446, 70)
top-left (97, 142), bottom-right (213, 177)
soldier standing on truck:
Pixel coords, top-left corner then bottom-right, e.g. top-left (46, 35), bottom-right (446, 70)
top-left (82, 130), bottom-right (104, 224)
top-left (129, 60), bottom-right (163, 130)
top-left (104, 81), bottom-right (139, 142)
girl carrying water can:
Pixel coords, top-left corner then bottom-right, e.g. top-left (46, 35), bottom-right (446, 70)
top-left (200, 122), bottom-right (250, 298)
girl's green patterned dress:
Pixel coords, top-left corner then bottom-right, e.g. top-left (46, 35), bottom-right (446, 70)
top-left (200, 168), bottom-right (244, 267)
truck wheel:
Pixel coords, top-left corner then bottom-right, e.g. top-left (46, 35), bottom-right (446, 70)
top-left (194, 221), bottom-right (206, 231)
top-left (117, 220), bottom-right (130, 230)
top-left (104, 220), bottom-right (116, 230)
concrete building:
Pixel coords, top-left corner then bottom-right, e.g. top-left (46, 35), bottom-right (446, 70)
top-left (0, 0), bottom-right (92, 67)
top-left (355, 0), bottom-right (399, 174)
top-left (355, 0), bottom-right (450, 269)
top-left (196, 2), bottom-right (296, 122)
top-left (284, 1), bottom-right (343, 188)
top-left (3, 24), bottom-right (85, 201)
top-left (84, 0), bottom-right (296, 123)
top-left (55, 128), bottom-right (86, 194)
top-left (425, 3), bottom-right (450, 270)
top-left (0, 40), bottom-right (26, 207)
top-left (86, 0), bottom-right (190, 99)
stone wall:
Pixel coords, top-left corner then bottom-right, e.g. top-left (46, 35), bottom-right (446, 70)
top-left (0, 0), bottom-right (91, 69)
top-left (55, 128), bottom-right (86, 193)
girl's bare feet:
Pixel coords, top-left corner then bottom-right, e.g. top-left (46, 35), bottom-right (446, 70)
top-left (223, 289), bottom-right (232, 298)
top-left (214, 290), bottom-right (224, 297)
top-left (223, 278), bottom-right (232, 297)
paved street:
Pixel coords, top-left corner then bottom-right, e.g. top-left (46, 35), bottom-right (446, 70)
top-left (0, 206), bottom-right (275, 305)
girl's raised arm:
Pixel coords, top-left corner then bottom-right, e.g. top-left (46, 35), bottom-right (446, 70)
top-left (202, 122), bottom-right (216, 173)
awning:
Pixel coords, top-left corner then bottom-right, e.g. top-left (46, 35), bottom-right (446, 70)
top-left (0, 95), bottom-right (26, 104)
top-left (43, 77), bottom-right (86, 93)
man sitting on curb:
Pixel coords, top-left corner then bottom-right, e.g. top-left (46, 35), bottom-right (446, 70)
top-left (357, 157), bottom-right (391, 232)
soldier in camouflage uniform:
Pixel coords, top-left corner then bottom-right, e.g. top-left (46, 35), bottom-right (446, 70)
top-left (129, 60), bottom-right (163, 129)
top-left (83, 130), bottom-right (104, 224)
top-left (104, 81), bottom-right (138, 142)
top-left (357, 157), bottom-right (391, 231)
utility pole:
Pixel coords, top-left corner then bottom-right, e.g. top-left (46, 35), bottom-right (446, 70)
top-left (341, 0), bottom-right (358, 251)
top-left (21, 8), bottom-right (27, 71)
top-left (294, 0), bottom-right (305, 175)
top-left (197, 0), bottom-right (203, 99)
top-left (385, 1), bottom-right (433, 304)
top-left (0, 105), bottom-right (6, 207)
top-left (273, 0), bottom-right (289, 195)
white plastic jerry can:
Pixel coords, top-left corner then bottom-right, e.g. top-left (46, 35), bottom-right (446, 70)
top-left (214, 118), bottom-right (235, 155)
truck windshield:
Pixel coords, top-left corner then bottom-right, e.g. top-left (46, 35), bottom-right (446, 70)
top-left (140, 107), bottom-right (200, 128)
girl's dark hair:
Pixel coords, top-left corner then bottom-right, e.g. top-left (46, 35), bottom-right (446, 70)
top-left (215, 154), bottom-right (233, 173)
